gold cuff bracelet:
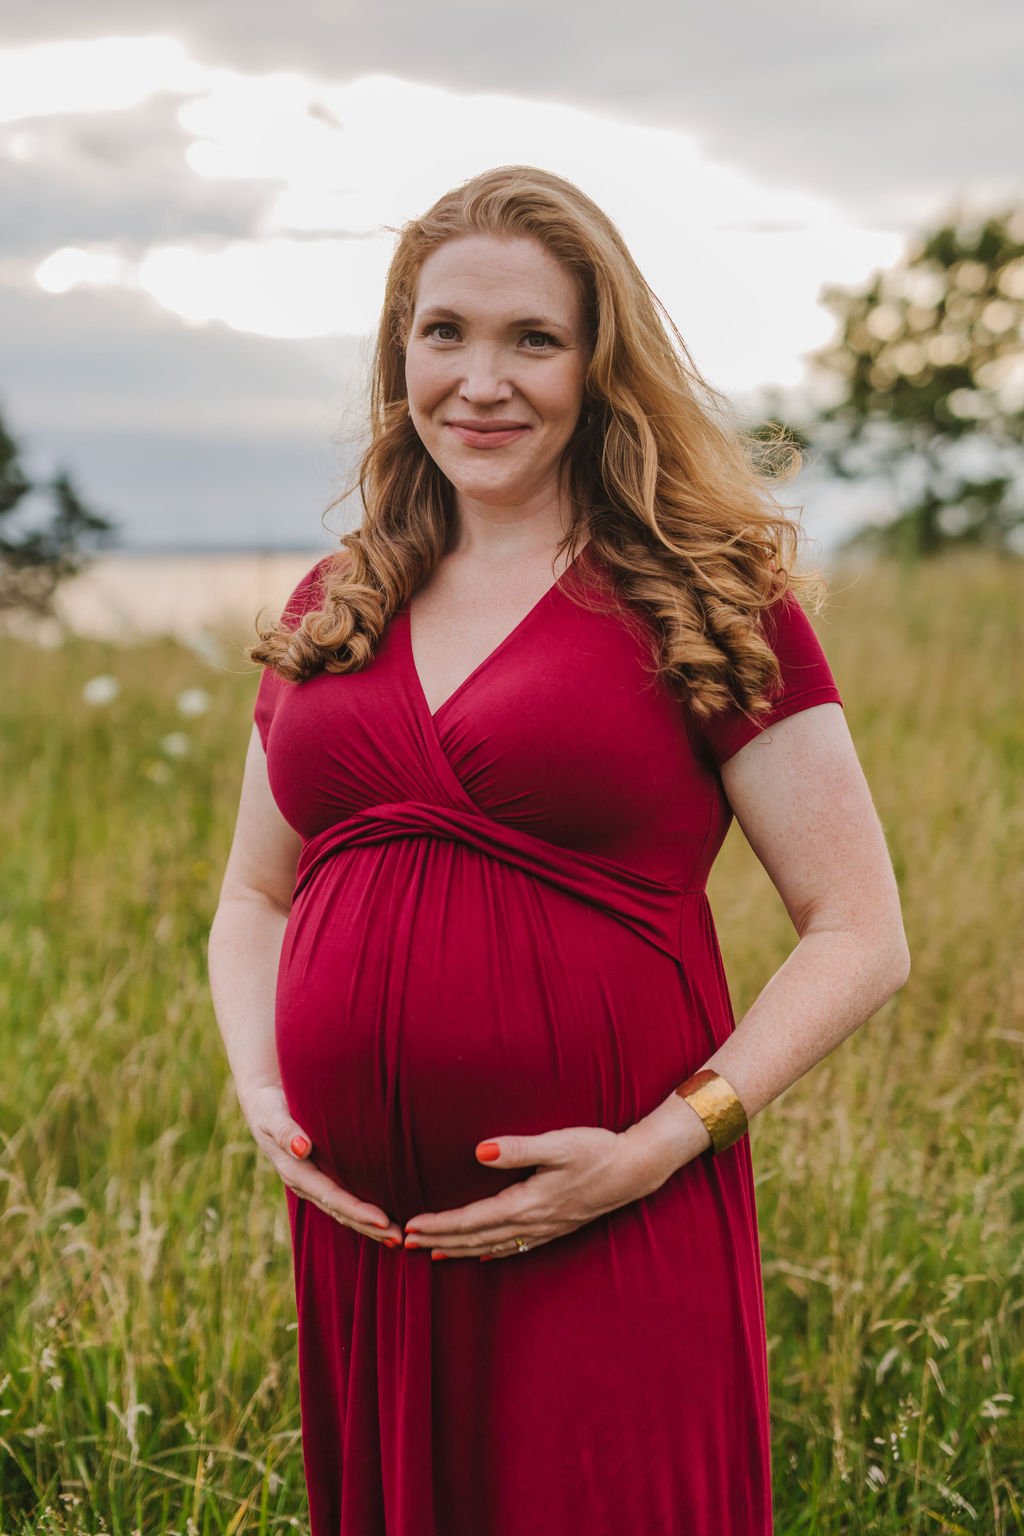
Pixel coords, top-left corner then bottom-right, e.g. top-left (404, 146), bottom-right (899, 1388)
top-left (674, 1068), bottom-right (748, 1155)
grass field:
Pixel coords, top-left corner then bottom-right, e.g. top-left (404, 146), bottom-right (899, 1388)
top-left (1, 551), bottom-right (1021, 1534)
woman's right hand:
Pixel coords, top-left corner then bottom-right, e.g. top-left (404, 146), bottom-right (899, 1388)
top-left (239, 1082), bottom-right (403, 1247)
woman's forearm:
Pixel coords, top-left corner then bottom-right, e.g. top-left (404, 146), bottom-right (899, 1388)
top-left (622, 927), bottom-right (911, 1180)
top-left (207, 891), bottom-right (289, 1107)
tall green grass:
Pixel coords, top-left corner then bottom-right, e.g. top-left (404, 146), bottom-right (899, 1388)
top-left (1, 552), bottom-right (1021, 1534)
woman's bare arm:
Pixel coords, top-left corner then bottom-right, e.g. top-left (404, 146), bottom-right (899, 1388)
top-left (622, 702), bottom-right (911, 1179)
top-left (208, 725), bottom-right (301, 1095)
top-left (207, 725), bottom-right (403, 1245)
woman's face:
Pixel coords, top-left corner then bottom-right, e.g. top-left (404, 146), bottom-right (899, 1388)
top-left (404, 233), bottom-right (591, 519)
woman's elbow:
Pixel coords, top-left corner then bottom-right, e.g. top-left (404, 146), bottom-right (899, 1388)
top-left (885, 931), bottom-right (912, 992)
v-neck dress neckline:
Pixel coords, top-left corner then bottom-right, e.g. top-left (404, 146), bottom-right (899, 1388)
top-left (402, 540), bottom-right (593, 723)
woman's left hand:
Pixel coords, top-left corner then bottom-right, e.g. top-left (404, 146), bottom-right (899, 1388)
top-left (402, 1124), bottom-right (670, 1261)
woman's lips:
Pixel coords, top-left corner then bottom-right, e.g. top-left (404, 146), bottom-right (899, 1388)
top-left (446, 424), bottom-right (530, 448)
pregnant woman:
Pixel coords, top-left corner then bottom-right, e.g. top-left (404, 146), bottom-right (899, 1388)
top-left (207, 164), bottom-right (910, 1535)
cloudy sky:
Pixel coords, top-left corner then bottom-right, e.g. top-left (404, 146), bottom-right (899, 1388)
top-left (1, 2), bottom-right (1020, 552)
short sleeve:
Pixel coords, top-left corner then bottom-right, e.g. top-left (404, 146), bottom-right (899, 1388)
top-left (253, 557), bottom-right (330, 751)
top-left (697, 588), bottom-right (844, 768)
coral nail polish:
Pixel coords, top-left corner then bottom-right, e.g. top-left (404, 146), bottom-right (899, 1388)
top-left (431, 1252), bottom-right (448, 1262)
top-left (290, 1135), bottom-right (310, 1157)
top-left (385, 1237), bottom-right (401, 1248)
top-left (476, 1142), bottom-right (501, 1161)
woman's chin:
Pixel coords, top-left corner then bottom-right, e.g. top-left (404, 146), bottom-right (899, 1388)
top-left (442, 471), bottom-right (547, 508)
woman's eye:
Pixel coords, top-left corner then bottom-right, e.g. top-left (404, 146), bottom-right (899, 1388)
top-left (420, 323), bottom-right (558, 348)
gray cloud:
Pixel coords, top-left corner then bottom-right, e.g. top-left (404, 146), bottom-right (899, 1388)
top-left (0, 285), bottom-right (367, 549)
top-left (3, 0), bottom-right (1021, 218)
top-left (0, 93), bottom-right (271, 257)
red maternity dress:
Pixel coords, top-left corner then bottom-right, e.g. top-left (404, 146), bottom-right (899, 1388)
top-left (253, 541), bottom-right (843, 1536)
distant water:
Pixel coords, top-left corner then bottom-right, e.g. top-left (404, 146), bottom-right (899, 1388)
top-left (42, 549), bottom-right (332, 646)
top-left (12, 506), bottom-right (857, 648)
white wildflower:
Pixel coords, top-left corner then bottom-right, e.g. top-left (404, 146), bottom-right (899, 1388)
top-left (83, 674), bottom-right (120, 705)
top-left (176, 687), bottom-right (211, 717)
top-left (939, 1484), bottom-right (978, 1517)
top-left (160, 732), bottom-right (190, 758)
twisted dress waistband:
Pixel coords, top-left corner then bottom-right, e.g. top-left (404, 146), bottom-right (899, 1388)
top-left (293, 800), bottom-right (704, 963)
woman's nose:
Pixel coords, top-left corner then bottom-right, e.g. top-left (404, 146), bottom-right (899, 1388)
top-left (457, 347), bottom-right (513, 402)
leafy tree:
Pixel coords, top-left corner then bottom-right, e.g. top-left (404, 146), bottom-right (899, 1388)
top-left (800, 203), bottom-right (1024, 558)
top-left (0, 408), bottom-right (117, 612)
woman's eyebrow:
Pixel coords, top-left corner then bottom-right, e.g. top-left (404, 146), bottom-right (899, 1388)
top-left (416, 306), bottom-right (570, 335)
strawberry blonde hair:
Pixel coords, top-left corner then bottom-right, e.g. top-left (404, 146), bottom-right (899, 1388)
top-left (249, 163), bottom-right (829, 722)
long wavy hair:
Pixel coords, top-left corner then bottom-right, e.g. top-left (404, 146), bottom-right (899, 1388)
top-left (248, 163), bottom-right (829, 723)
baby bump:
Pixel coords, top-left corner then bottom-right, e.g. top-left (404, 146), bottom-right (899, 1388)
top-left (274, 843), bottom-right (705, 1223)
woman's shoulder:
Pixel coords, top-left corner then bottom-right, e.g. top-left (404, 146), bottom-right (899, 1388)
top-left (276, 550), bottom-right (349, 628)
top-left (696, 584), bottom-right (845, 768)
